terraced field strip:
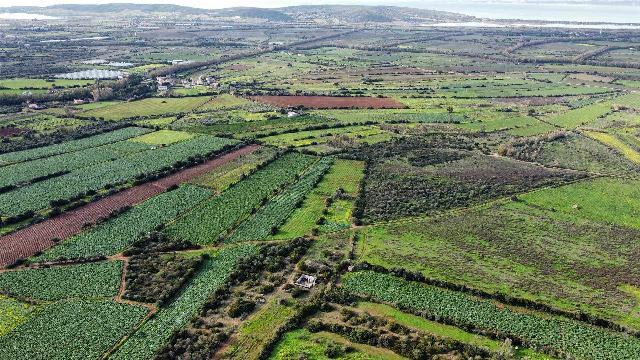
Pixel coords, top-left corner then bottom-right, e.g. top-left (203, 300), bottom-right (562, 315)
top-left (250, 95), bottom-right (408, 109)
top-left (0, 145), bottom-right (258, 268)
top-left (344, 271), bottom-right (640, 360)
top-left (167, 152), bottom-right (318, 245)
top-left (226, 157), bottom-right (333, 243)
top-left (583, 130), bottom-right (640, 164)
top-left (545, 101), bottom-right (612, 128)
top-left (0, 140), bottom-right (152, 192)
top-left (0, 127), bottom-right (152, 166)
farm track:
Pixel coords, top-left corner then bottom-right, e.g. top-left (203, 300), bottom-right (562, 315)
top-left (0, 145), bottom-right (259, 269)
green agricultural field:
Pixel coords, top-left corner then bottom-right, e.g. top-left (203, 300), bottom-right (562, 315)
top-left (0, 78), bottom-right (94, 89)
top-left (80, 96), bottom-right (212, 120)
top-left (0, 135), bottom-right (236, 219)
top-left (224, 297), bottom-right (298, 359)
top-left (356, 177), bottom-right (640, 329)
top-left (271, 159), bottom-right (364, 239)
top-left (133, 116), bottom-right (175, 127)
top-left (356, 302), bottom-right (552, 359)
top-left (226, 157), bottom-right (333, 242)
top-left (129, 129), bottom-right (195, 145)
top-left (190, 146), bottom-right (279, 193)
top-left (0, 127), bottom-right (152, 166)
top-left (269, 329), bottom-right (407, 360)
top-left (0, 299), bottom-right (148, 360)
top-left (545, 101), bottom-right (612, 128)
top-left (168, 152), bottom-right (317, 244)
top-left (4, 11), bottom-right (640, 360)
top-left (34, 185), bottom-right (213, 262)
top-left (0, 261), bottom-right (122, 301)
top-left (343, 271), bottom-right (640, 360)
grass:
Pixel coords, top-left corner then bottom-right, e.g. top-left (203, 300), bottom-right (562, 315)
top-left (355, 177), bottom-right (640, 329)
top-left (0, 78), bottom-right (94, 89)
top-left (224, 297), bottom-right (297, 359)
top-left (613, 93), bottom-right (640, 110)
top-left (545, 101), bottom-right (612, 128)
top-left (356, 302), bottom-right (552, 359)
top-left (270, 159), bottom-right (364, 239)
top-left (129, 129), bottom-right (195, 145)
top-left (518, 177), bottom-right (640, 229)
top-left (269, 329), bottom-right (407, 360)
top-left (80, 96), bottom-right (212, 120)
top-left (583, 130), bottom-right (640, 163)
top-left (357, 302), bottom-right (500, 350)
top-left (75, 101), bottom-right (123, 110)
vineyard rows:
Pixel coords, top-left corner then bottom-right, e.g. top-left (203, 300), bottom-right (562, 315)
top-left (33, 185), bottom-right (212, 262)
top-left (0, 135), bottom-right (237, 218)
top-left (0, 127), bottom-right (151, 166)
top-left (167, 152), bottom-right (317, 245)
top-left (227, 157), bottom-right (334, 243)
top-left (343, 271), bottom-right (640, 360)
top-left (110, 244), bottom-right (258, 360)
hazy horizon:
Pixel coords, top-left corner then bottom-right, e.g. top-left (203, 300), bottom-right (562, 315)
top-left (0, 0), bottom-right (638, 23)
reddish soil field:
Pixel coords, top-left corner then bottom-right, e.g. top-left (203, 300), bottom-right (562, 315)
top-left (249, 96), bottom-right (408, 109)
top-left (0, 145), bottom-right (259, 268)
top-left (0, 128), bottom-right (27, 138)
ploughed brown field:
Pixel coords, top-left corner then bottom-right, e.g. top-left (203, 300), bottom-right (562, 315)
top-left (249, 95), bottom-right (408, 109)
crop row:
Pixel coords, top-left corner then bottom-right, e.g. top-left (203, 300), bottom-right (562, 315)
top-left (0, 261), bottom-right (122, 301)
top-left (342, 271), bottom-right (640, 360)
top-left (33, 185), bottom-right (213, 262)
top-left (167, 152), bottom-right (317, 245)
top-left (0, 127), bottom-right (151, 166)
top-left (110, 244), bottom-right (258, 360)
top-left (0, 140), bottom-right (151, 192)
top-left (0, 299), bottom-right (148, 360)
top-left (226, 157), bottom-right (333, 242)
top-left (0, 135), bottom-right (237, 219)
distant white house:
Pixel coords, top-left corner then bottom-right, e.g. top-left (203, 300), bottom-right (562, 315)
top-left (27, 103), bottom-right (44, 110)
top-left (287, 111), bottom-right (299, 118)
top-left (294, 274), bottom-right (316, 289)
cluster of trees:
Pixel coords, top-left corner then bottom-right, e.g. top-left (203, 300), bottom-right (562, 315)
top-left (156, 238), bottom-right (311, 359)
top-left (0, 122), bottom-right (132, 155)
top-left (124, 253), bottom-right (204, 306)
top-left (306, 310), bottom-right (494, 360)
